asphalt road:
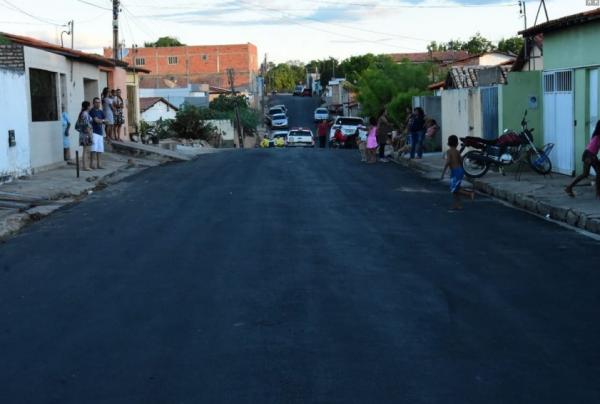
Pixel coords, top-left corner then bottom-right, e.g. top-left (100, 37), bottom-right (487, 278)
top-left (1, 96), bottom-right (599, 403)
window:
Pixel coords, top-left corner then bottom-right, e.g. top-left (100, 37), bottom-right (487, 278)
top-left (168, 56), bottom-right (179, 65)
top-left (29, 68), bottom-right (58, 122)
top-left (135, 57), bottom-right (146, 66)
top-left (202, 54), bottom-right (208, 61)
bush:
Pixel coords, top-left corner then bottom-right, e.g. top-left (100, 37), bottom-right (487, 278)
top-left (170, 104), bottom-right (217, 141)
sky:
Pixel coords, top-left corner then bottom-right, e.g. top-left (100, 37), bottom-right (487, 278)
top-left (0, 0), bottom-right (591, 63)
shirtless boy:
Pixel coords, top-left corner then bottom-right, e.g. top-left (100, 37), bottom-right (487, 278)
top-left (441, 135), bottom-right (474, 210)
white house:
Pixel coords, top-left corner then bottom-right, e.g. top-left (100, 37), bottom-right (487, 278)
top-left (140, 97), bottom-right (178, 123)
top-left (0, 32), bottom-right (140, 181)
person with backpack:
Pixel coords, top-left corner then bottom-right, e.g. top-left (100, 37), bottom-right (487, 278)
top-left (565, 121), bottom-right (600, 198)
top-left (75, 101), bottom-right (93, 171)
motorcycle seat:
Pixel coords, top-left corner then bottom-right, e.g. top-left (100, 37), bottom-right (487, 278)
top-left (461, 136), bottom-right (497, 145)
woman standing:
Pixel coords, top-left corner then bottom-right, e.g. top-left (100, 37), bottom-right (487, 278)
top-left (366, 117), bottom-right (378, 164)
top-left (114, 88), bottom-right (125, 141)
top-left (101, 87), bottom-right (115, 140)
top-left (565, 121), bottom-right (600, 198)
top-left (75, 101), bottom-right (93, 171)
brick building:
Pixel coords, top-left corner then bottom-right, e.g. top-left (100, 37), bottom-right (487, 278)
top-left (105, 43), bottom-right (258, 90)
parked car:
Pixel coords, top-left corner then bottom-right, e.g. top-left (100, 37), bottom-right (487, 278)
top-left (270, 113), bottom-right (289, 129)
top-left (328, 116), bottom-right (366, 147)
top-left (314, 107), bottom-right (329, 122)
top-left (270, 104), bottom-right (288, 114)
top-left (265, 107), bottom-right (286, 124)
top-left (293, 85), bottom-right (304, 96)
top-left (287, 128), bottom-right (315, 147)
top-left (302, 88), bottom-right (312, 97)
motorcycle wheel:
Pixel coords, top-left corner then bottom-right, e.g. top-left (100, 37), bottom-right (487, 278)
top-left (527, 149), bottom-right (552, 174)
top-left (462, 150), bottom-right (490, 178)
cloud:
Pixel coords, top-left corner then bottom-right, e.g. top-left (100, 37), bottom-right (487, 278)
top-left (140, 3), bottom-right (363, 27)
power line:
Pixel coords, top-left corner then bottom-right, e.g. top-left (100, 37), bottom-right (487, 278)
top-left (0, 0), bottom-right (65, 26)
top-left (75, 0), bottom-right (112, 10)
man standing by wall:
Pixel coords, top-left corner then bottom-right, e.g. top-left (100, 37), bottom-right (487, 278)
top-left (89, 97), bottom-right (106, 169)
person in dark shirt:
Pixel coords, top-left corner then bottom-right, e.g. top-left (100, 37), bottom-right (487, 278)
top-left (317, 120), bottom-right (329, 148)
top-left (409, 107), bottom-right (426, 159)
top-left (89, 97), bottom-right (107, 169)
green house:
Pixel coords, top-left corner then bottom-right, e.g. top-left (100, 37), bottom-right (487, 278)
top-left (512, 7), bottom-right (600, 175)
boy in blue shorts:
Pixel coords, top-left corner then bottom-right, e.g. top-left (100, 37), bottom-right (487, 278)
top-left (441, 135), bottom-right (474, 210)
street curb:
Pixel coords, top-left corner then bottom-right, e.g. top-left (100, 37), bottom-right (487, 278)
top-left (0, 160), bottom-right (156, 242)
top-left (392, 156), bottom-right (600, 236)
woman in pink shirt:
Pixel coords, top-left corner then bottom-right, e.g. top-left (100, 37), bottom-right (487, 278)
top-left (366, 117), bottom-right (378, 164)
top-left (566, 121), bottom-right (600, 197)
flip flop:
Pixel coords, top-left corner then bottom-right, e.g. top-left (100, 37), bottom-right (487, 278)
top-left (564, 187), bottom-right (575, 197)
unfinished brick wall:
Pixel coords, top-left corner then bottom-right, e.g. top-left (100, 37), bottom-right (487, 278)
top-left (0, 44), bottom-right (25, 73)
top-left (105, 43), bottom-right (258, 89)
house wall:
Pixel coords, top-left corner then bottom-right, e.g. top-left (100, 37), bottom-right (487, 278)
top-left (206, 119), bottom-right (235, 147)
top-left (24, 46), bottom-right (105, 171)
top-left (0, 68), bottom-right (30, 180)
top-left (110, 44), bottom-right (259, 89)
top-left (544, 23), bottom-right (600, 70)
top-left (441, 89), bottom-right (471, 151)
top-left (499, 71), bottom-right (543, 147)
top-left (141, 102), bottom-right (177, 122)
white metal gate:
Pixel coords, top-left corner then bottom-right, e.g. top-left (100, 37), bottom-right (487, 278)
top-left (543, 70), bottom-right (574, 175)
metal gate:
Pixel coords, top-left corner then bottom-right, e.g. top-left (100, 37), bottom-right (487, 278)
top-left (543, 70), bottom-right (574, 175)
top-left (480, 86), bottom-right (498, 140)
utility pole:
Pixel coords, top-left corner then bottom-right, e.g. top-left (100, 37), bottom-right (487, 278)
top-left (519, 1), bottom-right (528, 31)
top-left (227, 68), bottom-right (244, 149)
top-left (534, 0), bottom-right (549, 26)
top-left (112, 0), bottom-right (120, 63)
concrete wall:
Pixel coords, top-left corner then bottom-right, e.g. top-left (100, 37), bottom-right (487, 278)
top-left (544, 23), bottom-right (600, 70)
top-left (499, 71), bottom-right (543, 147)
top-left (441, 89), bottom-right (471, 151)
top-left (0, 68), bottom-right (30, 180)
top-left (24, 46), bottom-right (106, 171)
top-left (206, 119), bottom-right (235, 146)
top-left (141, 101), bottom-right (177, 122)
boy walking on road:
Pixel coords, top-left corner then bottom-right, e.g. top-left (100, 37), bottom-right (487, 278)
top-left (441, 135), bottom-right (474, 210)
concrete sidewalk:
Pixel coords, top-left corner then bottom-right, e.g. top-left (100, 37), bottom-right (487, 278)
top-left (0, 151), bottom-right (167, 240)
top-left (393, 152), bottom-right (600, 235)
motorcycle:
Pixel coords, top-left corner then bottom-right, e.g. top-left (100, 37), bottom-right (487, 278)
top-left (459, 110), bottom-right (553, 178)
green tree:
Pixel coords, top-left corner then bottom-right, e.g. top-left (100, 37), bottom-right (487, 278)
top-left (497, 36), bottom-right (524, 55)
top-left (461, 32), bottom-right (495, 54)
top-left (144, 36), bottom-right (186, 47)
top-left (356, 59), bottom-right (430, 127)
top-left (338, 54), bottom-right (392, 84)
top-left (170, 105), bottom-right (217, 140)
top-left (427, 41), bottom-right (446, 52)
top-left (267, 63), bottom-right (296, 92)
top-left (306, 57), bottom-right (339, 87)
top-left (210, 94), bottom-right (249, 111)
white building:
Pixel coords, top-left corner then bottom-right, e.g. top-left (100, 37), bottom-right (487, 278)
top-left (0, 32), bottom-right (140, 181)
top-left (140, 97), bottom-right (178, 123)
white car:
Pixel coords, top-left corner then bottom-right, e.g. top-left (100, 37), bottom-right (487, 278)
top-left (287, 128), bottom-right (315, 147)
top-left (270, 113), bottom-right (289, 129)
top-left (271, 104), bottom-right (288, 114)
top-left (265, 107), bottom-right (286, 124)
top-left (329, 116), bottom-right (366, 142)
top-left (314, 107), bottom-right (329, 122)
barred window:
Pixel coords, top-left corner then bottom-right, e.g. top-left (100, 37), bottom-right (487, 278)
top-left (202, 54), bottom-right (208, 61)
top-left (29, 68), bottom-right (58, 122)
top-left (135, 58), bottom-right (146, 66)
top-left (168, 56), bottom-right (179, 65)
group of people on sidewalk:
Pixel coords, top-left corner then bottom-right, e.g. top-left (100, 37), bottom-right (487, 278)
top-left (69, 87), bottom-right (126, 171)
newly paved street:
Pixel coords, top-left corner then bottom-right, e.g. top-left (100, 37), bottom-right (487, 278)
top-left (1, 96), bottom-right (599, 403)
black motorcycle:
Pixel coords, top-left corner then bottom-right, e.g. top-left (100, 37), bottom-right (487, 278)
top-left (459, 110), bottom-right (553, 178)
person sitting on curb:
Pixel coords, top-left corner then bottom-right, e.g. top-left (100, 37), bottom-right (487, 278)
top-left (442, 135), bottom-right (475, 210)
top-left (565, 121), bottom-right (600, 198)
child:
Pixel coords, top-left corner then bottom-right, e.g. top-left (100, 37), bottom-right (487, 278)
top-left (366, 117), bottom-right (378, 164)
top-left (565, 121), bottom-right (600, 198)
top-left (441, 135), bottom-right (474, 210)
top-left (356, 127), bottom-right (367, 162)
